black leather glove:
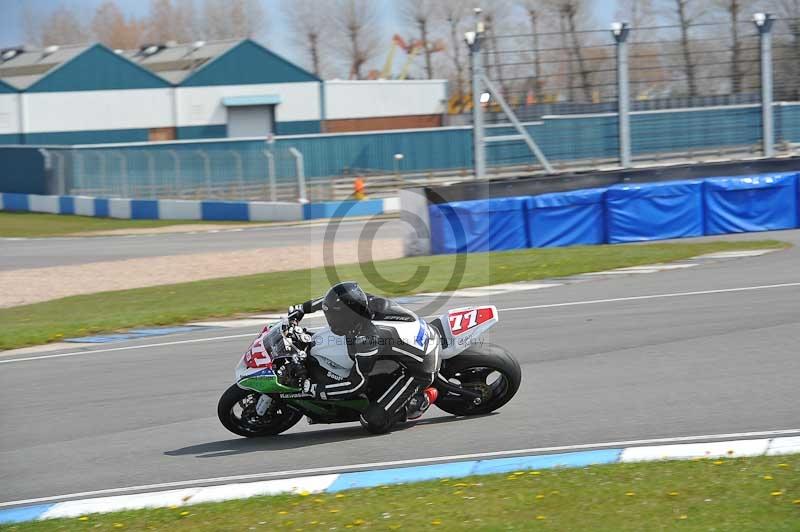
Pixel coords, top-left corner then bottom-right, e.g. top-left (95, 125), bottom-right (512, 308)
top-left (301, 378), bottom-right (327, 400)
top-left (287, 305), bottom-right (305, 323)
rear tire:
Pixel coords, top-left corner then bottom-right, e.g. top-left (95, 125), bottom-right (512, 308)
top-left (218, 385), bottom-right (303, 438)
top-left (435, 343), bottom-right (521, 416)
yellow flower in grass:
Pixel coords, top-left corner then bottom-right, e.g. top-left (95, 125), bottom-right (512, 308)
top-left (625, 492), bottom-right (636, 497)
top-left (353, 518), bottom-right (366, 526)
top-left (793, 499), bottom-right (800, 505)
top-left (330, 509), bottom-right (340, 513)
top-left (299, 491), bottom-right (310, 497)
top-left (278, 511), bottom-right (289, 515)
top-left (335, 494), bottom-right (346, 499)
top-left (113, 524), bottom-right (124, 529)
top-left (512, 471), bottom-right (525, 476)
top-left (535, 494), bottom-right (545, 500)
top-left (431, 519), bottom-right (442, 525)
top-left (712, 460), bottom-right (724, 465)
top-left (668, 492), bottom-right (679, 497)
top-left (529, 471), bottom-right (541, 476)
top-left (778, 463), bottom-right (789, 468)
top-left (771, 491), bottom-right (783, 497)
top-left (678, 515), bottom-right (688, 520)
top-left (536, 515), bottom-right (546, 520)
top-left (764, 475), bottom-right (773, 480)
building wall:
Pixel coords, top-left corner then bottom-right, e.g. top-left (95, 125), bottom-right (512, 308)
top-left (0, 94), bottom-right (21, 141)
top-left (325, 114), bottom-right (443, 133)
top-left (176, 81), bottom-right (322, 134)
top-left (324, 80), bottom-right (447, 120)
top-left (24, 88), bottom-right (173, 134)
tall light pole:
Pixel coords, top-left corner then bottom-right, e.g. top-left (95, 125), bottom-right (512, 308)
top-left (466, 8), bottom-right (486, 180)
top-left (754, 13), bottom-right (775, 158)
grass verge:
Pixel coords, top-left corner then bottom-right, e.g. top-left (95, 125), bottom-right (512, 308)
top-left (6, 455), bottom-right (799, 531)
top-left (0, 212), bottom-right (241, 238)
top-left (0, 239), bottom-right (786, 350)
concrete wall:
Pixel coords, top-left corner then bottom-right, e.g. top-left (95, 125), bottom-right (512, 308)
top-left (324, 80), bottom-right (447, 120)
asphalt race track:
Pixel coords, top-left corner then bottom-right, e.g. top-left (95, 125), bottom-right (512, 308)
top-left (1, 229), bottom-right (799, 506)
top-left (0, 217), bottom-right (407, 270)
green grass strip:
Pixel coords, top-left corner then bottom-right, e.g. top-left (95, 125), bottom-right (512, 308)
top-left (0, 239), bottom-right (786, 350)
top-left (7, 455), bottom-right (799, 531)
top-left (0, 212), bottom-right (244, 238)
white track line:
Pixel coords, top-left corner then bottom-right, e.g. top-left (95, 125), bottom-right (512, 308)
top-left (2, 428), bottom-right (798, 508)
top-left (4, 281), bottom-right (800, 365)
top-left (0, 333), bottom-right (255, 364)
top-left (498, 281), bottom-right (800, 313)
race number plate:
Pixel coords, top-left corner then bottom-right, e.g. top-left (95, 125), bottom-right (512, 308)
top-left (448, 306), bottom-right (496, 336)
top-left (244, 337), bottom-right (272, 369)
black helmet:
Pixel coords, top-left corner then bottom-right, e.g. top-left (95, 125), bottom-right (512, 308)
top-left (323, 282), bottom-right (372, 336)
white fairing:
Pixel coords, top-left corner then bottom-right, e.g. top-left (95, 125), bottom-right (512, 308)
top-left (309, 328), bottom-right (354, 380)
top-left (438, 305), bottom-right (499, 359)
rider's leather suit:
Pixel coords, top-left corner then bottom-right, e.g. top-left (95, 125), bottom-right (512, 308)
top-left (297, 294), bottom-right (440, 420)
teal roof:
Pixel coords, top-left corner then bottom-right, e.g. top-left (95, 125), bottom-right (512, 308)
top-left (180, 40), bottom-right (320, 87)
top-left (223, 94), bottom-right (281, 106)
top-left (0, 79), bottom-right (16, 93)
top-left (25, 44), bottom-right (170, 92)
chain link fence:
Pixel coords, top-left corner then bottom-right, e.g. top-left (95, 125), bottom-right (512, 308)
top-left (470, 13), bottom-right (794, 176)
top-left (45, 145), bottom-right (315, 202)
top-left (27, 13), bottom-right (800, 201)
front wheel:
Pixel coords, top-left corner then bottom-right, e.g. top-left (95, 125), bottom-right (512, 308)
top-left (218, 385), bottom-right (303, 437)
top-left (435, 343), bottom-right (521, 416)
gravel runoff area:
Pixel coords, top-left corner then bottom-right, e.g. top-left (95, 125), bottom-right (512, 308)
top-left (0, 239), bottom-right (404, 308)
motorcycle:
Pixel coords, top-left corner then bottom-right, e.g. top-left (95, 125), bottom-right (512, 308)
top-left (217, 304), bottom-right (521, 436)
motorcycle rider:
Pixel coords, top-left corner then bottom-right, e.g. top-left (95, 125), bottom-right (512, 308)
top-left (288, 281), bottom-right (439, 432)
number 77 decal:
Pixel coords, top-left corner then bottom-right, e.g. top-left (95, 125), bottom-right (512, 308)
top-left (448, 307), bottom-right (495, 335)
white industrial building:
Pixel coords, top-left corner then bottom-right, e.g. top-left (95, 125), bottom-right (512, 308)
top-left (0, 39), bottom-right (447, 145)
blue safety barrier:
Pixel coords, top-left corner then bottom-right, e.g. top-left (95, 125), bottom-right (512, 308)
top-left (0, 193), bottom-right (399, 222)
top-left (606, 180), bottom-right (704, 243)
top-left (526, 188), bottom-right (606, 247)
top-left (426, 172), bottom-right (800, 254)
top-left (704, 173), bottom-right (798, 234)
top-left (429, 196), bottom-right (529, 254)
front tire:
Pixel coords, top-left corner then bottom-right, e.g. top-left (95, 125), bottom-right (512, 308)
top-left (436, 343), bottom-right (521, 416)
top-left (218, 385), bottom-right (303, 437)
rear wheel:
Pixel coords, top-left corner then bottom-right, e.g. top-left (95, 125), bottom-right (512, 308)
top-left (217, 385), bottom-right (303, 437)
top-left (435, 343), bottom-right (521, 416)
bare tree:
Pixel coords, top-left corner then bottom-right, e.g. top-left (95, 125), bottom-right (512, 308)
top-left (770, 0), bottom-right (800, 99)
top-left (547, 0), bottom-right (592, 102)
top-left (336, 0), bottom-right (382, 79)
top-left (713, 0), bottom-right (758, 94)
top-left (23, 3), bottom-right (89, 46)
top-left (402, 0), bottom-right (437, 79)
top-left (148, 0), bottom-right (178, 42)
top-left (437, 0), bottom-right (469, 95)
top-left (202, 0), bottom-right (266, 40)
top-left (283, 0), bottom-right (327, 77)
top-left (670, 0), bottom-right (698, 97)
top-left (92, 1), bottom-right (146, 49)
top-left (481, 0), bottom-right (513, 94)
top-left (518, 0), bottom-right (544, 101)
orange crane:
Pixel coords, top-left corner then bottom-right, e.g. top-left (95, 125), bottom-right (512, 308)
top-left (369, 34), bottom-right (444, 80)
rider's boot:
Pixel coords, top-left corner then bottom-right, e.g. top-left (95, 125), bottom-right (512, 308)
top-left (406, 387), bottom-right (438, 420)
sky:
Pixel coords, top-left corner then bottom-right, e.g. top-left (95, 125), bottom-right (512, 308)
top-left (0, 0), bottom-right (617, 69)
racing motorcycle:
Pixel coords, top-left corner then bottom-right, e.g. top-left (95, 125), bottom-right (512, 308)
top-left (217, 305), bottom-right (521, 436)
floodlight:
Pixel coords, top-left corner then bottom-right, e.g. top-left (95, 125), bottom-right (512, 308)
top-left (480, 92), bottom-right (491, 104)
